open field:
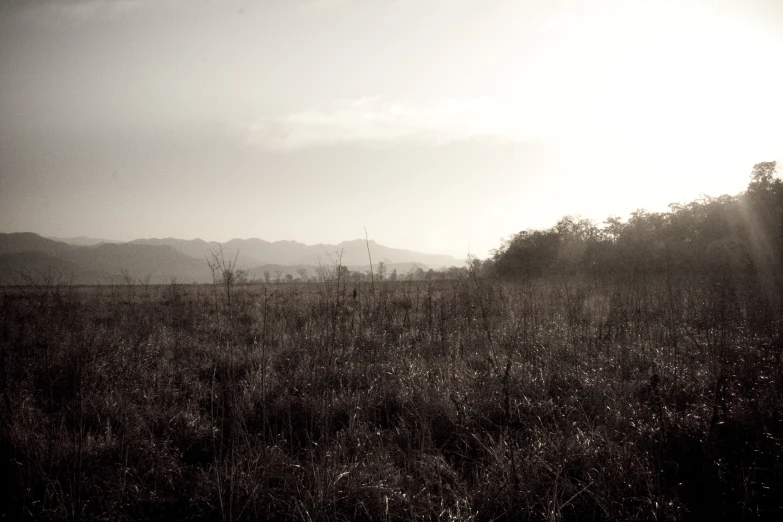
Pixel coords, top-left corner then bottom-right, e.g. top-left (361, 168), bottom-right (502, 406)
top-left (1, 273), bottom-right (781, 521)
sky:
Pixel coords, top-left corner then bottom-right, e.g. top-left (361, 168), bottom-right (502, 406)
top-left (1, 0), bottom-right (782, 259)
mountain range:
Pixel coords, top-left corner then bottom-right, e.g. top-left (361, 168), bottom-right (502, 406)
top-left (127, 237), bottom-right (458, 268)
top-left (0, 233), bottom-right (463, 285)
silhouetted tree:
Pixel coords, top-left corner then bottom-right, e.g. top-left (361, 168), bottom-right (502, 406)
top-left (376, 261), bottom-right (387, 281)
top-left (489, 162), bottom-right (782, 294)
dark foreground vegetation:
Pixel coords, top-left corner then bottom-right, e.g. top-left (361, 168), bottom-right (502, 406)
top-left (1, 272), bottom-right (781, 521)
top-left (1, 163), bottom-right (781, 521)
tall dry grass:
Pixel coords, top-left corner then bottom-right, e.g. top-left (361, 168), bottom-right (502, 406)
top-left (0, 269), bottom-right (781, 520)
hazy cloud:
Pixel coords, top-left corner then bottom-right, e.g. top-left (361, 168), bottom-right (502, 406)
top-left (247, 97), bottom-right (556, 151)
top-left (298, 0), bottom-right (352, 12)
top-left (22, 0), bottom-right (149, 20)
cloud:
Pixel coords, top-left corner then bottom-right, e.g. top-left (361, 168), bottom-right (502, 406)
top-left (246, 97), bottom-right (552, 151)
top-left (298, 0), bottom-right (352, 12)
top-left (20, 0), bottom-right (149, 21)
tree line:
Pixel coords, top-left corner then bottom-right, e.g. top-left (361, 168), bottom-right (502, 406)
top-left (483, 161), bottom-right (782, 291)
top-left (238, 261), bottom-right (473, 285)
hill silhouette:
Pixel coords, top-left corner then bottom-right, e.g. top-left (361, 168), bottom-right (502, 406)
top-left (0, 233), bottom-right (462, 285)
top-left (128, 237), bottom-right (461, 268)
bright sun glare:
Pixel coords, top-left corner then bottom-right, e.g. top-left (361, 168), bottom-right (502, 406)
top-left (557, 7), bottom-right (780, 218)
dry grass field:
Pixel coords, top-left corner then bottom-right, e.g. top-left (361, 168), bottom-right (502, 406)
top-left (1, 270), bottom-right (781, 520)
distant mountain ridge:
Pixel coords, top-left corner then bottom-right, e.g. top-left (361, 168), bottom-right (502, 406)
top-left (128, 237), bottom-right (461, 269)
top-left (1, 232), bottom-right (75, 256)
top-left (1, 233), bottom-right (463, 285)
top-left (47, 236), bottom-right (122, 246)
top-left (1, 233), bottom-right (211, 284)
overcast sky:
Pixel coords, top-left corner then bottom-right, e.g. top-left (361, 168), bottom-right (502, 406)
top-left (1, 0), bottom-right (782, 258)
